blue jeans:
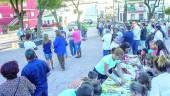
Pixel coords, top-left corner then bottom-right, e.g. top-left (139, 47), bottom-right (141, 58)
top-left (75, 42), bottom-right (81, 52)
top-left (132, 40), bottom-right (140, 55)
top-left (103, 50), bottom-right (111, 56)
top-left (69, 40), bottom-right (76, 56)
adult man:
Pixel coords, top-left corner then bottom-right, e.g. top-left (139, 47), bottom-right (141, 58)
top-left (102, 29), bottom-right (112, 56)
top-left (21, 49), bottom-right (50, 96)
top-left (132, 21), bottom-right (141, 54)
top-left (140, 23), bottom-right (147, 49)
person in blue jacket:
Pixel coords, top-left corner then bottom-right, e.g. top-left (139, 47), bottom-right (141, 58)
top-left (53, 30), bottom-right (67, 71)
top-left (21, 49), bottom-right (50, 96)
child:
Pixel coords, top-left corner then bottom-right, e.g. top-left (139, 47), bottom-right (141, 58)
top-left (130, 82), bottom-right (148, 96)
top-left (138, 72), bottom-right (151, 91)
top-left (43, 34), bottom-right (54, 69)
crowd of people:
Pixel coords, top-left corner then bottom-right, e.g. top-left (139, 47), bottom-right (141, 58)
top-left (1, 18), bottom-right (170, 96)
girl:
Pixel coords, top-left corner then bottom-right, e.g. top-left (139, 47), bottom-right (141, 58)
top-left (43, 34), bottom-right (54, 69)
top-left (155, 40), bottom-right (169, 56)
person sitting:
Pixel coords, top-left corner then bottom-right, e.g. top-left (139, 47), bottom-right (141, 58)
top-left (0, 61), bottom-right (35, 96)
top-left (59, 82), bottom-right (94, 96)
top-left (88, 71), bottom-right (98, 80)
top-left (130, 82), bottom-right (148, 96)
top-left (137, 72), bottom-right (151, 91)
top-left (24, 33), bottom-right (37, 50)
top-left (92, 80), bottom-right (102, 96)
top-left (150, 55), bottom-right (170, 96)
top-left (21, 49), bottom-right (50, 96)
top-left (68, 71), bottom-right (98, 89)
top-left (155, 40), bottom-right (169, 56)
top-left (120, 42), bottom-right (130, 54)
top-left (93, 48), bottom-right (125, 84)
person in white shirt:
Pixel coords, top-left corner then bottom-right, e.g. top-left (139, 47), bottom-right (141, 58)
top-left (102, 29), bottom-right (112, 56)
top-left (154, 25), bottom-right (164, 42)
top-left (132, 21), bottom-right (141, 54)
top-left (24, 33), bottom-right (37, 50)
top-left (161, 23), bottom-right (168, 38)
top-left (150, 55), bottom-right (170, 96)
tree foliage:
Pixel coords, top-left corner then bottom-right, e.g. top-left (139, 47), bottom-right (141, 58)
top-left (165, 7), bottom-right (170, 15)
top-left (0, 0), bottom-right (25, 29)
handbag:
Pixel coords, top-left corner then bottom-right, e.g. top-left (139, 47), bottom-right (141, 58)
top-left (13, 77), bottom-right (20, 96)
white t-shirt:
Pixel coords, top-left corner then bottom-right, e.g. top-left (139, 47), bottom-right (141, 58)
top-left (133, 25), bottom-right (141, 40)
top-left (150, 72), bottom-right (170, 96)
top-left (24, 41), bottom-right (37, 50)
top-left (110, 41), bottom-right (119, 49)
top-left (154, 30), bottom-right (163, 41)
top-left (102, 33), bottom-right (112, 50)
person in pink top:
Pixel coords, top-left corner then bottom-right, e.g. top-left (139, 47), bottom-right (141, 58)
top-left (73, 26), bottom-right (81, 58)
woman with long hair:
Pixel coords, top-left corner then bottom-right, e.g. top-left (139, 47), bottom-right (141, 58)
top-left (43, 34), bottom-right (54, 69)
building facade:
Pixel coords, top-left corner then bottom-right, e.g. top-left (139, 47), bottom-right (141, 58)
top-left (0, 0), bottom-right (38, 34)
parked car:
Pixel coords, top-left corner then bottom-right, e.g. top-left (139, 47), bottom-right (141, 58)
top-left (83, 19), bottom-right (93, 24)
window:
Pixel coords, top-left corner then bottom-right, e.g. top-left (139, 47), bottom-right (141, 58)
top-left (131, 14), bottom-right (135, 20)
top-left (44, 21), bottom-right (47, 24)
top-left (52, 20), bottom-right (55, 24)
top-left (0, 14), bottom-right (2, 19)
top-left (139, 14), bottom-right (144, 20)
top-left (47, 20), bottom-right (50, 24)
top-left (31, 12), bottom-right (34, 17)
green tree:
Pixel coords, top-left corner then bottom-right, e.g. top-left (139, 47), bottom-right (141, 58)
top-left (36, 0), bottom-right (49, 36)
top-left (47, 0), bottom-right (63, 23)
top-left (165, 7), bottom-right (170, 15)
top-left (71, 0), bottom-right (81, 28)
top-left (0, 0), bottom-right (25, 29)
top-left (144, 0), bottom-right (161, 21)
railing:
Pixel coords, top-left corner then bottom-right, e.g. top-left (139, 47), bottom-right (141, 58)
top-left (8, 17), bottom-right (18, 26)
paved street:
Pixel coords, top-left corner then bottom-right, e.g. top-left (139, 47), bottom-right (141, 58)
top-left (0, 28), bottom-right (103, 95)
top-left (1, 27), bottom-right (170, 95)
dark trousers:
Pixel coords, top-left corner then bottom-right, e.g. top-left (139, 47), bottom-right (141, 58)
top-left (69, 40), bottom-right (76, 56)
top-left (57, 54), bottom-right (65, 70)
top-left (132, 40), bottom-right (140, 55)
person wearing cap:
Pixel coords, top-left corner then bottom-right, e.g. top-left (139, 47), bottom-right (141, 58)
top-left (21, 49), bottom-right (50, 96)
top-left (102, 29), bottom-right (112, 56)
top-left (94, 48), bottom-right (125, 84)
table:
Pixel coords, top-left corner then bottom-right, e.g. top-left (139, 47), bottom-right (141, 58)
top-left (101, 55), bottom-right (141, 96)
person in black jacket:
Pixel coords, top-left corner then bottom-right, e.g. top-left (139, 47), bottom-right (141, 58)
top-left (140, 23), bottom-right (147, 49)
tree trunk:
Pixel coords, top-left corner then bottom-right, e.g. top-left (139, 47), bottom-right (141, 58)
top-left (51, 10), bottom-right (59, 23)
top-left (123, 1), bottom-right (127, 22)
top-left (37, 9), bottom-right (44, 38)
top-left (77, 11), bottom-right (81, 29)
top-left (148, 12), bottom-right (154, 22)
top-left (18, 15), bottom-right (24, 29)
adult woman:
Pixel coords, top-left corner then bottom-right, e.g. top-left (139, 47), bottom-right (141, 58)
top-left (155, 40), bottom-right (169, 56)
top-left (73, 26), bottom-right (82, 58)
top-left (150, 55), bottom-right (170, 96)
top-left (94, 48), bottom-right (125, 84)
top-left (154, 25), bottom-right (164, 42)
top-left (43, 34), bottom-right (54, 69)
top-left (53, 30), bottom-right (67, 71)
top-left (0, 61), bottom-right (35, 96)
